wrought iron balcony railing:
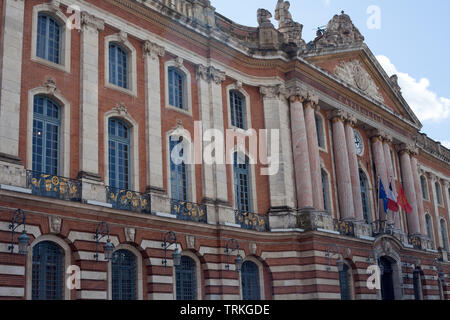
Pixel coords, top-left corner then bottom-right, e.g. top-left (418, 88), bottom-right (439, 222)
top-left (333, 219), bottom-right (355, 237)
top-left (106, 187), bottom-right (151, 214)
top-left (170, 199), bottom-right (207, 223)
top-left (235, 210), bottom-right (269, 232)
top-left (26, 171), bottom-right (81, 202)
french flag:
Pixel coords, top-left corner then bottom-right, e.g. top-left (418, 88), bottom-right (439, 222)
top-left (387, 182), bottom-right (399, 212)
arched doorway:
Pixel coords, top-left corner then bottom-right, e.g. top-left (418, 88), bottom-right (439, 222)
top-left (379, 257), bottom-right (395, 300)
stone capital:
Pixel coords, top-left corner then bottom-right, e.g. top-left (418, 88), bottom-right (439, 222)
top-left (81, 11), bottom-right (105, 31)
top-left (443, 180), bottom-right (449, 188)
top-left (369, 129), bottom-right (387, 142)
top-left (328, 109), bottom-right (347, 123)
top-left (196, 64), bottom-right (226, 84)
top-left (398, 143), bottom-right (417, 156)
top-left (383, 134), bottom-right (393, 144)
top-left (143, 40), bottom-right (165, 60)
top-left (345, 114), bottom-right (357, 127)
top-left (286, 85), bottom-right (308, 104)
top-left (260, 84), bottom-right (286, 100)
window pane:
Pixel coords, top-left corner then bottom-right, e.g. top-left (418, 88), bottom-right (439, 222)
top-left (176, 256), bottom-right (196, 300)
top-left (234, 153), bottom-right (251, 212)
top-left (241, 261), bottom-right (260, 300)
top-left (112, 250), bottom-right (136, 300)
top-left (170, 137), bottom-right (188, 201)
top-left (32, 241), bottom-right (63, 300)
top-left (109, 44), bottom-right (129, 89)
top-left (109, 119), bottom-right (131, 189)
top-left (32, 96), bottom-right (60, 175)
top-left (230, 91), bottom-right (245, 129)
top-left (37, 14), bottom-right (61, 64)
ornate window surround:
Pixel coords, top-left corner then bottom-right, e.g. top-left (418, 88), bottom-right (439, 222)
top-left (27, 83), bottom-right (71, 178)
top-left (164, 58), bottom-right (192, 116)
top-left (239, 256), bottom-right (265, 300)
top-left (172, 251), bottom-right (202, 300)
top-left (31, 3), bottom-right (71, 73)
top-left (226, 82), bottom-right (252, 132)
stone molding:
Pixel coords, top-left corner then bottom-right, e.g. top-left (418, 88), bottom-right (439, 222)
top-left (195, 64), bottom-right (226, 84)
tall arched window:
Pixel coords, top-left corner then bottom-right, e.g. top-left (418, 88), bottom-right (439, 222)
top-left (170, 137), bottom-right (189, 201)
top-left (233, 153), bottom-right (251, 212)
top-left (338, 262), bottom-right (353, 300)
top-left (32, 241), bottom-right (64, 300)
top-left (111, 250), bottom-right (137, 300)
top-left (175, 256), bottom-right (197, 300)
top-left (109, 43), bottom-right (129, 89)
top-left (32, 95), bottom-right (61, 175)
top-left (37, 14), bottom-right (62, 64)
top-left (420, 176), bottom-right (428, 200)
top-left (435, 182), bottom-right (442, 205)
top-left (315, 113), bottom-right (325, 149)
top-left (359, 170), bottom-right (371, 223)
top-left (440, 219), bottom-right (448, 252)
top-left (241, 261), bottom-right (261, 300)
top-left (425, 214), bottom-right (434, 246)
top-left (321, 169), bottom-right (330, 213)
top-left (108, 119), bottom-right (131, 189)
top-left (168, 67), bottom-right (186, 109)
top-left (230, 90), bottom-right (246, 129)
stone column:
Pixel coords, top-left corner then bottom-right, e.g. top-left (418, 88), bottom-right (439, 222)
top-left (344, 115), bottom-right (364, 221)
top-left (370, 131), bottom-right (388, 221)
top-left (399, 145), bottom-right (420, 235)
top-left (143, 41), bottom-right (165, 193)
top-left (0, 0), bottom-right (25, 160)
top-left (261, 85), bottom-right (296, 228)
top-left (411, 157), bottom-right (426, 236)
top-left (79, 12), bottom-right (105, 202)
top-left (330, 110), bottom-right (355, 220)
top-left (303, 92), bottom-right (324, 211)
top-left (382, 136), bottom-right (399, 228)
top-left (288, 89), bottom-right (313, 210)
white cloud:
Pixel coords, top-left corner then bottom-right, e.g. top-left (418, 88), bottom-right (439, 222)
top-left (376, 55), bottom-right (450, 122)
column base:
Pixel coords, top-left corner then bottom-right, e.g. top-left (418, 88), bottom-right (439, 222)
top-left (78, 172), bottom-right (106, 203)
top-left (0, 153), bottom-right (26, 188)
top-left (296, 208), bottom-right (334, 232)
top-left (268, 206), bottom-right (296, 230)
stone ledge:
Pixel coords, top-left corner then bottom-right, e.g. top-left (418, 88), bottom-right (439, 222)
top-left (271, 228), bottom-right (304, 233)
top-left (223, 222), bottom-right (241, 228)
top-left (86, 200), bottom-right (112, 208)
top-left (0, 185), bottom-right (31, 194)
top-left (0, 153), bottom-right (22, 165)
top-left (155, 212), bottom-right (177, 219)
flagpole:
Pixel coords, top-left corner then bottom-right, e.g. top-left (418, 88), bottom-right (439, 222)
top-left (376, 175), bottom-right (380, 233)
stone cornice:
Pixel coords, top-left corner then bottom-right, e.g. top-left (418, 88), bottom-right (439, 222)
top-left (260, 85), bottom-right (286, 100)
top-left (196, 64), bottom-right (226, 84)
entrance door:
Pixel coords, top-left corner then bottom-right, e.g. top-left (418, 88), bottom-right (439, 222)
top-left (379, 257), bottom-right (395, 300)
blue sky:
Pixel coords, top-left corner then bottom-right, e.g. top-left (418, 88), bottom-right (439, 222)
top-left (211, 0), bottom-right (450, 147)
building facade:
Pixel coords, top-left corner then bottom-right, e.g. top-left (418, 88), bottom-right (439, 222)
top-left (0, 0), bottom-right (449, 300)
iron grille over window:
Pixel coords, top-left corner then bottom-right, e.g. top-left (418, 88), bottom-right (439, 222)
top-left (339, 263), bottom-right (351, 300)
top-left (109, 43), bottom-right (129, 89)
top-left (112, 250), bottom-right (137, 300)
top-left (230, 90), bottom-right (246, 129)
top-left (32, 95), bottom-right (61, 176)
top-left (168, 67), bottom-right (186, 109)
top-left (32, 241), bottom-right (63, 300)
top-left (37, 14), bottom-right (62, 64)
top-left (176, 256), bottom-right (196, 300)
top-left (233, 153), bottom-right (251, 212)
top-left (241, 261), bottom-right (261, 300)
top-left (109, 119), bottom-right (131, 189)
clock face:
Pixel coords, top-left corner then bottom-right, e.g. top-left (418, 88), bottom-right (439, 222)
top-left (354, 131), bottom-right (364, 156)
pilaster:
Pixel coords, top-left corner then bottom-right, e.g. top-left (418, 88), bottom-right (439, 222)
top-left (143, 40), bottom-right (165, 193)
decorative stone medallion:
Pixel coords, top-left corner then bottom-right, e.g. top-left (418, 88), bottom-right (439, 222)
top-left (49, 216), bottom-right (62, 234)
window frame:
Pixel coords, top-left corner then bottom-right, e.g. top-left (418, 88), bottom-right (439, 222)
top-left (103, 110), bottom-right (140, 192)
top-left (435, 181), bottom-right (443, 206)
top-left (32, 95), bottom-right (61, 176)
top-left (164, 60), bottom-right (192, 116)
top-left (104, 33), bottom-right (137, 96)
top-left (359, 168), bottom-right (372, 224)
top-left (109, 43), bottom-right (130, 90)
top-left (229, 90), bottom-right (246, 130)
top-left (338, 261), bottom-right (354, 300)
top-left (233, 152), bottom-right (253, 213)
top-left (226, 84), bottom-right (252, 132)
top-left (108, 118), bottom-right (132, 190)
top-left (31, 5), bottom-right (71, 73)
top-left (440, 219), bottom-right (449, 252)
top-left (173, 252), bottom-right (202, 301)
top-left (111, 249), bottom-right (137, 300)
top-left (420, 175), bottom-right (429, 200)
top-left (315, 112), bottom-right (327, 152)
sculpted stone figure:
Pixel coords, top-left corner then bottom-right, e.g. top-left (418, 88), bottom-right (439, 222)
top-left (257, 8), bottom-right (273, 27)
top-left (275, 0), bottom-right (293, 27)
